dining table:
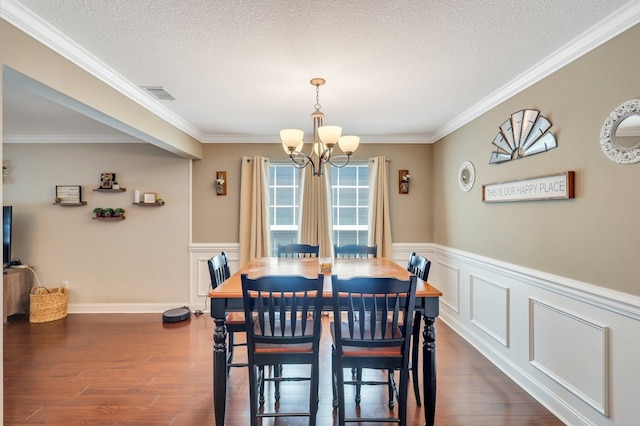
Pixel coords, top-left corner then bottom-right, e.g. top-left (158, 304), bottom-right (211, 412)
top-left (209, 256), bottom-right (442, 426)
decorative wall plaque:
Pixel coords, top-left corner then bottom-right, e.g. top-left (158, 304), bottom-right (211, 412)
top-left (489, 109), bottom-right (557, 164)
top-left (482, 171), bottom-right (574, 203)
top-left (55, 185), bottom-right (82, 204)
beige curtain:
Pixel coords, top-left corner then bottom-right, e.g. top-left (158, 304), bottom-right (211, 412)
top-left (368, 156), bottom-right (393, 257)
top-left (239, 156), bottom-right (271, 266)
top-left (298, 165), bottom-right (334, 257)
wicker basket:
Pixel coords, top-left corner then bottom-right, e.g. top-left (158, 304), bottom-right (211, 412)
top-left (29, 286), bottom-right (68, 323)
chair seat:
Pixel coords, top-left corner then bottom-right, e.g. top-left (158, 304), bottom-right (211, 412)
top-left (255, 343), bottom-right (314, 353)
top-left (226, 311), bottom-right (249, 325)
top-left (330, 321), bottom-right (403, 357)
top-left (253, 319), bottom-right (316, 354)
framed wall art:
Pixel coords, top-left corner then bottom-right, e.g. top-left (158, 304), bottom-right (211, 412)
top-left (143, 192), bottom-right (157, 203)
top-left (55, 185), bottom-right (82, 204)
top-left (100, 172), bottom-right (115, 189)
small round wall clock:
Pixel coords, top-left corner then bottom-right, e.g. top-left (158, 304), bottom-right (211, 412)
top-left (458, 161), bottom-right (475, 192)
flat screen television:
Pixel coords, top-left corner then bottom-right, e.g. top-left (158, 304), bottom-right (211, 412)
top-left (3, 206), bottom-right (12, 268)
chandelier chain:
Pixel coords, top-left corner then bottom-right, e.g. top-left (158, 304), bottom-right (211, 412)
top-left (314, 83), bottom-right (321, 112)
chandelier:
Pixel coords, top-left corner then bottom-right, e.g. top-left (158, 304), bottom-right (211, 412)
top-left (280, 78), bottom-right (360, 176)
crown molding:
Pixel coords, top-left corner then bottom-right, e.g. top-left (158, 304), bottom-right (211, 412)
top-left (0, 0), bottom-right (206, 142)
top-left (3, 134), bottom-right (142, 144)
top-left (429, 0), bottom-right (640, 144)
top-left (199, 133), bottom-right (433, 144)
top-left (3, 0), bottom-right (640, 145)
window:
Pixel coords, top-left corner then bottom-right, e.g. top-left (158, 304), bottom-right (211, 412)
top-left (269, 164), bottom-right (299, 256)
top-left (331, 164), bottom-right (369, 246)
top-left (268, 163), bottom-right (369, 254)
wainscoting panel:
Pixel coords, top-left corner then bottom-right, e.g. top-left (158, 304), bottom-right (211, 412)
top-left (189, 244), bottom-right (240, 307)
top-left (470, 274), bottom-right (509, 347)
top-left (195, 256), bottom-right (211, 297)
top-left (530, 299), bottom-right (609, 416)
top-left (434, 260), bottom-right (460, 313)
top-left (428, 243), bottom-right (640, 426)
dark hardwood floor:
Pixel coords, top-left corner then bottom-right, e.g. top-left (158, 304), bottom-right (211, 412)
top-left (3, 313), bottom-right (564, 425)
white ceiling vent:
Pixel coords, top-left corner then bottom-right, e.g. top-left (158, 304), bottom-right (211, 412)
top-left (141, 86), bottom-right (175, 101)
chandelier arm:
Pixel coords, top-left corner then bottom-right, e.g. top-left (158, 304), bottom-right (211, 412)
top-left (289, 151), bottom-right (311, 167)
top-left (326, 154), bottom-right (352, 168)
top-left (290, 151), bottom-right (321, 175)
top-left (318, 146), bottom-right (333, 163)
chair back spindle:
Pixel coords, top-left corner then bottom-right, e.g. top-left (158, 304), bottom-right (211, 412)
top-left (334, 244), bottom-right (377, 259)
top-left (277, 244), bottom-right (320, 258)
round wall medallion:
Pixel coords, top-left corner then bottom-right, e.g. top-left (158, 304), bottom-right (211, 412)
top-left (458, 161), bottom-right (475, 192)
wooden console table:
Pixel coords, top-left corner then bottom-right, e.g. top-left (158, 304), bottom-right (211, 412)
top-left (3, 268), bottom-right (32, 323)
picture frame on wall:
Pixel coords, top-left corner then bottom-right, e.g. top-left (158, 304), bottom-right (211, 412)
top-left (55, 185), bottom-right (82, 204)
top-left (100, 172), bottom-right (115, 189)
top-left (143, 192), bottom-right (157, 203)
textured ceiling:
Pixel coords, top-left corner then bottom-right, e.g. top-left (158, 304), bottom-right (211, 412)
top-left (2, 0), bottom-right (639, 144)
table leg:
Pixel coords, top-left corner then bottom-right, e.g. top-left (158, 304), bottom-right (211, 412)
top-left (212, 311), bottom-right (228, 426)
top-left (422, 314), bottom-right (437, 426)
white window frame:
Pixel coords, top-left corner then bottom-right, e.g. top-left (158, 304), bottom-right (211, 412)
top-left (268, 161), bottom-right (370, 252)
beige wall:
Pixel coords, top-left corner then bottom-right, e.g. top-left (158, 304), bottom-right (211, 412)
top-left (191, 142), bottom-right (433, 244)
top-left (433, 23), bottom-right (640, 296)
top-left (3, 143), bottom-right (191, 304)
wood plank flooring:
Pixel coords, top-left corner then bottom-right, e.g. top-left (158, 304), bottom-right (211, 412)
top-left (3, 313), bottom-right (564, 425)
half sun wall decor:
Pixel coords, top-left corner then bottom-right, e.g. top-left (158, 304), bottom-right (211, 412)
top-left (489, 109), bottom-right (557, 164)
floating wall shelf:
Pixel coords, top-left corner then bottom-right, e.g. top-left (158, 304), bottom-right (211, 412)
top-left (53, 202), bottom-right (87, 206)
top-left (133, 201), bottom-right (165, 206)
top-left (92, 216), bottom-right (126, 221)
top-left (93, 188), bottom-right (126, 192)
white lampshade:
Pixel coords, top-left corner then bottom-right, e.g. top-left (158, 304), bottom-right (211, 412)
top-left (280, 129), bottom-right (304, 151)
top-left (337, 135), bottom-right (360, 155)
top-left (282, 140), bottom-right (303, 154)
top-left (312, 141), bottom-right (327, 157)
top-left (317, 125), bottom-right (342, 147)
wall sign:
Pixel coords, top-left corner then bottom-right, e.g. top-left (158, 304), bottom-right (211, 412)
top-left (55, 185), bottom-right (82, 204)
top-left (482, 171), bottom-right (574, 203)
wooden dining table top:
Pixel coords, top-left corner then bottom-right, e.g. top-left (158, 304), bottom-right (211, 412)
top-left (208, 256), bottom-right (442, 299)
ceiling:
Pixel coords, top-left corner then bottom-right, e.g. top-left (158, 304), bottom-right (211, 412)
top-left (2, 0), bottom-right (639, 145)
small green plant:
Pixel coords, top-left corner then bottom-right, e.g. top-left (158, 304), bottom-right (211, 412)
top-left (103, 208), bottom-right (115, 218)
top-left (114, 208), bottom-right (125, 217)
top-left (93, 207), bottom-right (104, 217)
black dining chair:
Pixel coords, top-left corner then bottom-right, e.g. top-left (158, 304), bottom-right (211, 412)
top-left (277, 243), bottom-right (320, 258)
top-left (241, 273), bottom-right (324, 426)
top-left (334, 244), bottom-right (378, 259)
top-left (406, 251), bottom-right (432, 406)
top-left (208, 252), bottom-right (247, 376)
top-left (330, 274), bottom-right (417, 425)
